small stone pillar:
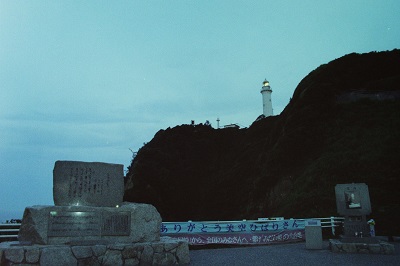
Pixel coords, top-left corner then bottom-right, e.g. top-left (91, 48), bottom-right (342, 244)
top-left (305, 219), bottom-right (323, 249)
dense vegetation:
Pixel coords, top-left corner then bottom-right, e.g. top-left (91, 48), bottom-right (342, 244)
top-left (124, 50), bottom-right (400, 235)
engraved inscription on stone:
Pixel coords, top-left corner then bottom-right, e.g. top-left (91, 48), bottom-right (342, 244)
top-left (48, 211), bottom-right (101, 237)
top-left (53, 161), bottom-right (124, 207)
top-left (68, 167), bottom-right (101, 197)
top-left (102, 212), bottom-right (131, 236)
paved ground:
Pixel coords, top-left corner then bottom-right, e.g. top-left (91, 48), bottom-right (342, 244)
top-left (189, 241), bottom-right (400, 266)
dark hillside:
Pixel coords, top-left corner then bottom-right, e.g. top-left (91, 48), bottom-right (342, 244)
top-left (124, 50), bottom-right (400, 235)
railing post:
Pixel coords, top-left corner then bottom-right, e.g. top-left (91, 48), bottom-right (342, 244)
top-left (330, 216), bottom-right (335, 236)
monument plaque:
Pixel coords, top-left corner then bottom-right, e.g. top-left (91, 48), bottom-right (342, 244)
top-left (53, 161), bottom-right (124, 207)
top-left (102, 212), bottom-right (131, 236)
top-left (335, 183), bottom-right (371, 216)
top-left (48, 211), bottom-right (101, 237)
top-left (48, 211), bottom-right (131, 237)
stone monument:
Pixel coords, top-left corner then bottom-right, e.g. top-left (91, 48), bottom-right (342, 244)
top-left (334, 183), bottom-right (371, 237)
top-left (329, 183), bottom-right (394, 254)
top-left (0, 161), bottom-right (190, 265)
top-left (53, 161), bottom-right (124, 207)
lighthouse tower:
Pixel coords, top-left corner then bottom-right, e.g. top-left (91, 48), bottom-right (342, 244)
top-left (260, 79), bottom-right (273, 117)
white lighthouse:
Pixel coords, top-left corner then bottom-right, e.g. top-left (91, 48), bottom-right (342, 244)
top-left (260, 79), bottom-right (273, 117)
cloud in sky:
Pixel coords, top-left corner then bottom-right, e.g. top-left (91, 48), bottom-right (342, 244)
top-left (1, 0), bottom-right (399, 221)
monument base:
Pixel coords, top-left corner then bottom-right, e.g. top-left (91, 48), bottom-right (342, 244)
top-left (0, 238), bottom-right (190, 265)
top-left (329, 238), bottom-right (394, 254)
top-left (18, 202), bottom-right (161, 245)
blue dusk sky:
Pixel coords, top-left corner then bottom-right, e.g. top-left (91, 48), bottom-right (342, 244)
top-left (0, 1), bottom-right (399, 222)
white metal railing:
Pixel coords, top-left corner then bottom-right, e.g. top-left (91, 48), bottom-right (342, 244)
top-left (298, 217), bottom-right (344, 236)
top-left (0, 223), bottom-right (21, 242)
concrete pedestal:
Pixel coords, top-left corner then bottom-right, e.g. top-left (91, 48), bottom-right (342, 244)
top-left (0, 238), bottom-right (190, 265)
top-left (18, 202), bottom-right (160, 245)
top-left (329, 238), bottom-right (394, 254)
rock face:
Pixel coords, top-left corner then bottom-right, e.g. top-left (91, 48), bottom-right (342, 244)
top-left (18, 203), bottom-right (161, 245)
top-left (124, 50), bottom-right (400, 236)
top-left (53, 160), bottom-right (124, 207)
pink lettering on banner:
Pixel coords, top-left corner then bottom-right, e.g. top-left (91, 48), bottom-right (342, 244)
top-left (163, 229), bottom-right (304, 245)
